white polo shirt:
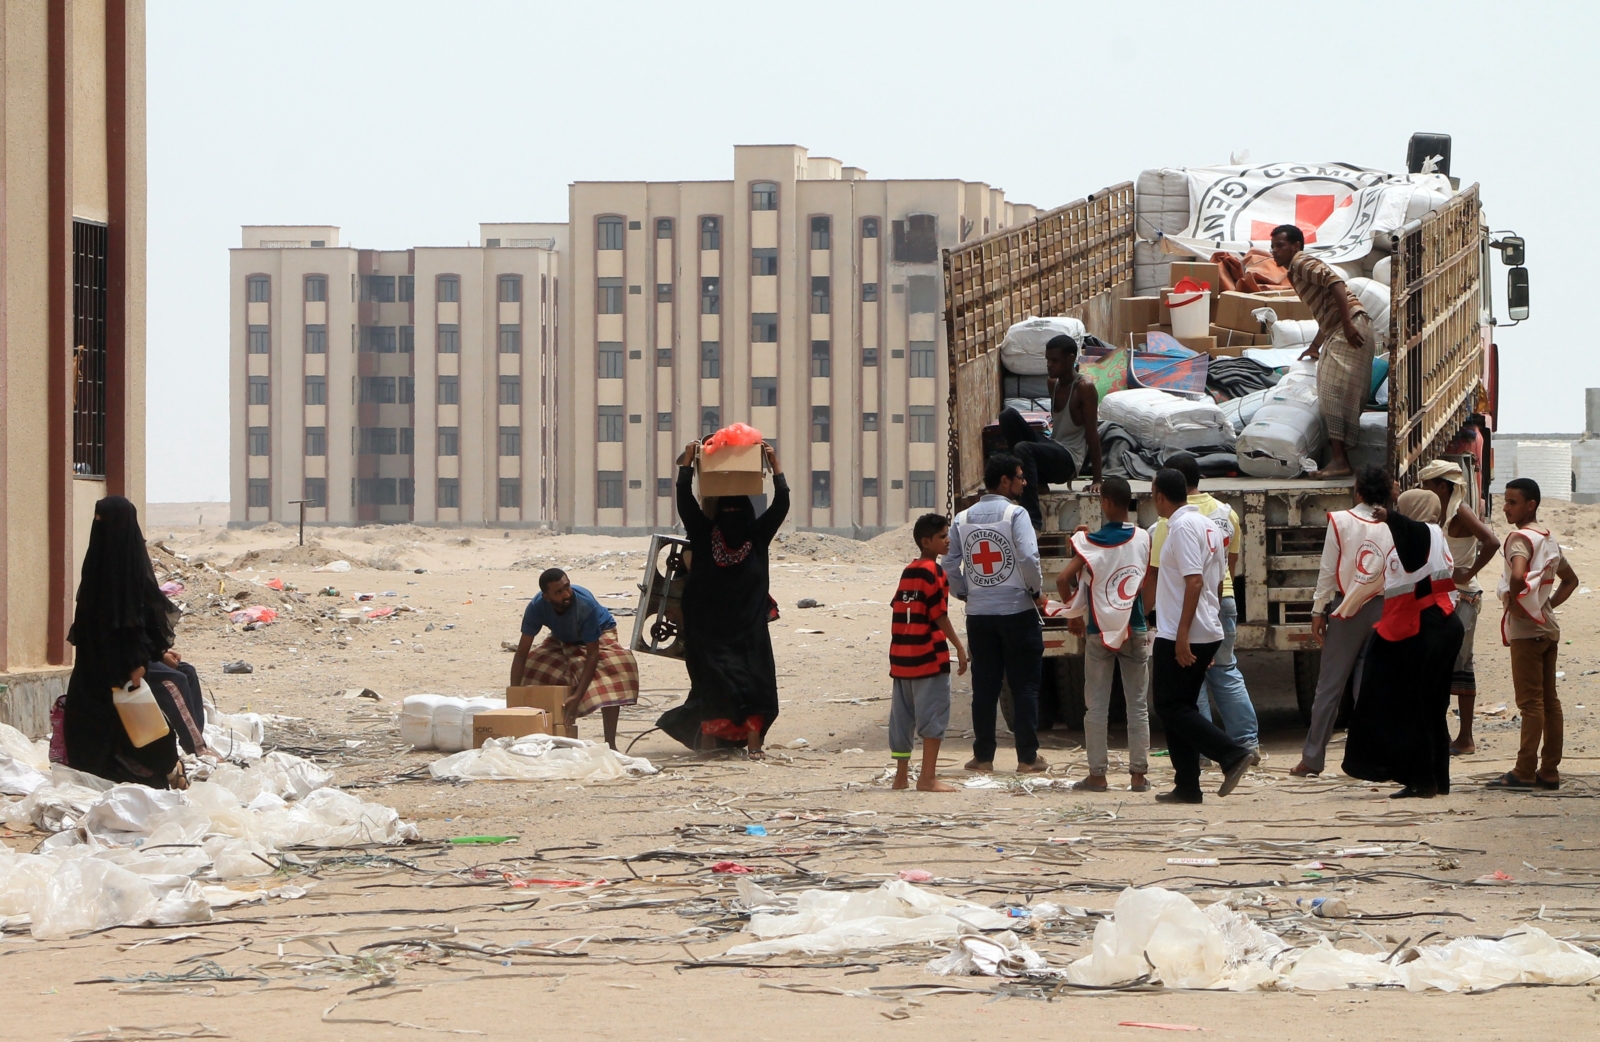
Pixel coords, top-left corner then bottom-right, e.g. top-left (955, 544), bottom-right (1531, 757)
top-left (1154, 504), bottom-right (1226, 644)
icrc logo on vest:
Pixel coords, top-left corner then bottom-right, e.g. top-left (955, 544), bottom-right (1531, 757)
top-left (963, 530), bottom-right (1016, 588)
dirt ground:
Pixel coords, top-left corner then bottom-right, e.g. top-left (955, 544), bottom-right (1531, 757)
top-left (8, 500), bottom-right (1600, 1041)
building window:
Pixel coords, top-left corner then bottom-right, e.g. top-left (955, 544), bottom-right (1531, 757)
top-left (304, 376), bottom-right (326, 405)
top-left (863, 348), bottom-right (879, 367)
top-left (358, 477), bottom-right (398, 505)
top-left (892, 413), bottom-right (904, 424)
top-left (811, 406), bottom-right (831, 443)
top-left (362, 326), bottom-right (397, 353)
top-left (499, 375), bottom-right (521, 405)
top-left (597, 472), bottom-right (624, 509)
top-left (598, 216), bottom-right (625, 250)
top-left (629, 413), bottom-right (642, 425)
top-left (248, 376), bottom-right (270, 405)
top-left (437, 275), bottom-right (459, 302)
top-left (656, 218), bottom-right (673, 239)
top-left (360, 427), bottom-right (398, 454)
top-left (910, 471), bottom-right (936, 508)
top-left (863, 477), bottom-right (879, 498)
top-left (657, 477), bottom-right (672, 498)
top-left (304, 426), bottom-right (326, 456)
top-left (656, 348), bottom-right (673, 367)
top-left (500, 479), bottom-right (522, 509)
top-left (910, 341), bottom-right (937, 378)
top-left (752, 313), bottom-right (778, 343)
top-left (656, 283), bottom-right (672, 303)
top-left (811, 471), bottom-right (831, 508)
top-left (399, 376), bottom-right (415, 404)
top-left (598, 342), bottom-right (624, 379)
top-left (751, 248), bottom-right (777, 276)
top-left (499, 275), bottom-right (521, 303)
top-left (893, 214), bottom-right (939, 263)
top-left (304, 324), bottom-right (326, 353)
top-left (437, 323), bottom-right (459, 353)
top-left (398, 275), bottom-right (414, 302)
top-left (247, 426), bottom-right (269, 456)
top-left (398, 325), bottom-right (415, 353)
top-left (863, 411), bottom-right (879, 431)
top-left (751, 377), bottom-right (777, 407)
top-left (438, 478), bottom-right (459, 508)
top-left (598, 277), bottom-right (624, 314)
top-left (499, 426), bottom-right (521, 456)
top-left (862, 217), bottom-right (879, 238)
top-left (700, 407), bottom-right (721, 438)
top-left (304, 275), bottom-right (327, 302)
top-left (751, 181), bottom-right (778, 211)
top-left (700, 277), bottom-right (720, 314)
top-left (598, 406), bottom-right (624, 442)
top-left (700, 342), bottom-right (720, 379)
top-left (438, 426), bottom-right (459, 456)
top-left (700, 216), bottom-right (721, 251)
top-left (909, 406), bottom-right (936, 442)
top-left (811, 276), bottom-right (830, 314)
top-left (485, 239), bottom-right (501, 248)
top-left (361, 376), bottom-right (397, 403)
top-left (438, 376), bottom-right (459, 405)
top-left (247, 479), bottom-right (270, 508)
top-left (811, 341), bottom-right (831, 378)
top-left (908, 275), bottom-right (939, 314)
top-left (657, 411), bottom-right (673, 431)
top-left (304, 477), bottom-right (327, 508)
top-left (862, 282), bottom-right (879, 303)
top-left (810, 215), bottom-right (832, 251)
top-left (247, 275), bottom-right (270, 302)
top-left (399, 427), bottom-right (415, 455)
top-left (362, 275), bottom-right (396, 302)
top-left (499, 324), bottom-right (521, 353)
top-left (248, 325), bottom-right (270, 353)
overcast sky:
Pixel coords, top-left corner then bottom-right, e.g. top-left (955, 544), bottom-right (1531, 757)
top-left (147, 0), bottom-right (1597, 502)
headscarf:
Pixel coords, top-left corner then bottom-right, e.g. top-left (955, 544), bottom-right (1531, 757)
top-left (70, 495), bottom-right (175, 642)
top-left (1396, 488), bottom-right (1441, 525)
top-left (710, 496), bottom-right (757, 567)
top-left (1417, 459), bottom-right (1466, 522)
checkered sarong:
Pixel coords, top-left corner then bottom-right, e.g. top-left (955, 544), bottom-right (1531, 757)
top-left (520, 629), bottom-right (640, 716)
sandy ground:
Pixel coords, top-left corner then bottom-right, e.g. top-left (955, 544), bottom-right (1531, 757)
top-left (8, 501), bottom-right (1600, 1040)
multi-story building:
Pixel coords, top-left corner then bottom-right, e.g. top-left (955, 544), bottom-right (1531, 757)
top-left (229, 224), bottom-right (564, 526)
top-left (562, 144), bottom-right (1036, 534)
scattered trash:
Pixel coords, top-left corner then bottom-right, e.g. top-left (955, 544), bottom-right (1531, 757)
top-left (1119, 1025), bottom-right (1204, 1033)
top-left (228, 606), bottom-right (277, 626)
top-left (746, 825), bottom-right (768, 837)
top-left (449, 835), bottom-right (519, 845)
top-left (1167, 858), bottom-right (1220, 867)
top-left (797, 598), bottom-right (822, 609)
top-left (785, 738), bottom-right (810, 749)
top-left (1474, 871), bottom-right (1516, 885)
top-left (265, 578), bottom-right (285, 591)
top-left (898, 869), bottom-right (933, 883)
top-left (712, 861), bottom-right (754, 874)
top-left (429, 735), bottom-right (658, 782)
top-left (336, 688), bottom-right (381, 701)
top-left (1296, 896), bottom-right (1350, 918)
top-left (414, 568), bottom-right (427, 574)
top-left (159, 580), bottom-right (185, 596)
top-left (725, 880), bottom-right (1012, 956)
top-left (313, 560), bottom-right (352, 573)
top-left (319, 586), bottom-right (340, 596)
top-left (795, 629), bottom-right (825, 635)
top-left (221, 661), bottom-right (253, 675)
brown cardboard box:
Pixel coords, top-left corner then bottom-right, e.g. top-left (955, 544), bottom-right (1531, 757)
top-left (507, 685), bottom-right (570, 724)
top-left (552, 723), bottom-right (578, 739)
top-left (473, 708), bottom-right (551, 747)
top-left (1207, 344), bottom-right (1244, 358)
top-left (1146, 324), bottom-right (1174, 334)
top-left (698, 442), bottom-right (764, 497)
top-left (1177, 335), bottom-right (1216, 354)
top-left (1169, 260), bottom-right (1225, 294)
top-left (1117, 296), bottom-right (1163, 334)
top-left (1209, 324), bottom-right (1272, 348)
top-left (1216, 290), bottom-right (1313, 333)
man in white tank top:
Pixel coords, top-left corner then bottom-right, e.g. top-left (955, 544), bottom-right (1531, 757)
top-left (995, 336), bottom-right (1103, 530)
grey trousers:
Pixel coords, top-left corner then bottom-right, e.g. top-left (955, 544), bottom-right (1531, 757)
top-left (1301, 597), bottom-right (1382, 772)
top-left (1084, 630), bottom-right (1151, 776)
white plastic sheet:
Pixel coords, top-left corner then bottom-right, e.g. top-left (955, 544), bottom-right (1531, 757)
top-left (430, 735), bottom-right (657, 783)
top-left (725, 880), bottom-right (1012, 957)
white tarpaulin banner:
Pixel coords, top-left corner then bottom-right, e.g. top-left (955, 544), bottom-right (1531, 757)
top-left (1158, 163), bottom-right (1455, 264)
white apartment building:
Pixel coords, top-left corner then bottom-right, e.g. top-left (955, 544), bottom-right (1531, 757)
top-left (229, 224), bottom-right (564, 526)
top-left (562, 144), bottom-right (1037, 534)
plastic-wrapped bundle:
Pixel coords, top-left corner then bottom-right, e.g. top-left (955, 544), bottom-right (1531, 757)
top-left (1135, 168), bottom-right (1191, 240)
top-left (998, 317), bottom-right (1085, 376)
top-left (1345, 277), bottom-right (1391, 345)
top-left (399, 694), bottom-right (507, 752)
top-left (1220, 388), bottom-right (1274, 434)
top-left (1236, 382), bottom-right (1326, 478)
top-left (1348, 412), bottom-right (1389, 472)
top-left (400, 694), bottom-right (449, 750)
top-left (1098, 388), bottom-right (1236, 454)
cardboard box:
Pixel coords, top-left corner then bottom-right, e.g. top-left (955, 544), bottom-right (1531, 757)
top-left (507, 685), bottom-right (570, 724)
top-left (552, 723), bottom-right (578, 739)
top-left (697, 442), bottom-right (765, 497)
top-left (1207, 344), bottom-right (1244, 358)
top-left (1169, 260), bottom-right (1225, 294)
top-left (1117, 296), bottom-right (1163, 334)
top-left (1209, 324), bottom-right (1272, 348)
top-left (473, 708), bottom-right (551, 747)
top-left (1176, 335), bottom-right (1216, 354)
top-left (1216, 290), bottom-right (1314, 333)
top-left (1146, 324), bottom-right (1174, 334)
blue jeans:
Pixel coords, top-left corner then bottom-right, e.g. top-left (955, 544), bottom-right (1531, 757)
top-left (1198, 596), bottom-right (1259, 750)
top-left (967, 610), bottom-right (1043, 765)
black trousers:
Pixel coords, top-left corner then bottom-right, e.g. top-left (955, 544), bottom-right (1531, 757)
top-left (968, 610), bottom-right (1043, 764)
top-left (998, 407), bottom-right (1076, 529)
top-left (1152, 637), bottom-right (1245, 796)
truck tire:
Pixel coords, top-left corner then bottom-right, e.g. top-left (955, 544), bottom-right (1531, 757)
top-left (1293, 650), bottom-right (1321, 724)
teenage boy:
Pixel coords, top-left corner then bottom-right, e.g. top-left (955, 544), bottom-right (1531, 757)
top-left (1490, 478), bottom-right (1580, 790)
top-left (890, 514), bottom-right (970, 792)
top-left (1056, 476), bottom-right (1151, 792)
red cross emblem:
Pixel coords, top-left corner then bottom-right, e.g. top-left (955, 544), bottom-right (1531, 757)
top-left (972, 540), bottom-right (1004, 575)
top-left (1251, 193), bottom-right (1354, 244)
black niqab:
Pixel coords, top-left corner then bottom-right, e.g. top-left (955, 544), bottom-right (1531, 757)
top-left (714, 496), bottom-right (756, 551)
top-left (70, 495), bottom-right (174, 645)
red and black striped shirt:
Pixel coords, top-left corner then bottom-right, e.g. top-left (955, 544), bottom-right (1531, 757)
top-left (890, 559), bottom-right (950, 678)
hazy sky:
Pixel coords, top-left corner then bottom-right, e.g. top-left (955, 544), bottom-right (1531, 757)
top-left (147, 0), bottom-right (1598, 502)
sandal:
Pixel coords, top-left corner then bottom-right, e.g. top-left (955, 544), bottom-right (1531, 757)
top-left (1288, 763), bottom-right (1321, 778)
top-left (1536, 776), bottom-right (1560, 790)
top-left (1068, 778), bottom-right (1108, 792)
top-left (1486, 771), bottom-right (1534, 790)
top-left (746, 748), bottom-right (766, 761)
top-left (1129, 776), bottom-right (1151, 793)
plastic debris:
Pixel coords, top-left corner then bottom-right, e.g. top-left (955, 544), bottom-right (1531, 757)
top-left (1296, 896), bottom-right (1350, 918)
top-left (797, 598), bottom-right (822, 609)
top-left (449, 835), bottom-right (519, 845)
top-left (313, 560), bottom-right (352, 572)
top-left (746, 825), bottom-right (768, 837)
top-left (712, 861), bottom-right (754, 874)
top-left (898, 869), bottom-right (934, 883)
top-left (1167, 858), bottom-right (1220, 867)
top-left (228, 606), bottom-right (277, 626)
top-left (429, 735), bottom-right (658, 782)
top-left (725, 880), bottom-right (1012, 957)
top-left (221, 661), bottom-right (253, 675)
top-left (159, 580), bottom-right (185, 596)
top-left (1118, 1024), bottom-right (1204, 1032)
top-left (1474, 870), bottom-right (1516, 885)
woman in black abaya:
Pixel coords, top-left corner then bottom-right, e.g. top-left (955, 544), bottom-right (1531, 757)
top-left (62, 496), bottom-right (188, 787)
top-left (1342, 489), bottom-right (1465, 798)
top-left (657, 440), bottom-right (789, 757)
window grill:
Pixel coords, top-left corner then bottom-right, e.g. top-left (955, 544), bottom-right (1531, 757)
top-left (73, 220), bottom-right (109, 477)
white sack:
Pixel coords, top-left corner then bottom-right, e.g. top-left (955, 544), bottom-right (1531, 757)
top-left (429, 735), bottom-right (657, 783)
top-left (1346, 276), bottom-right (1391, 343)
top-left (1220, 388), bottom-right (1274, 434)
top-left (1270, 319), bottom-right (1319, 352)
top-left (1236, 382), bottom-right (1326, 479)
top-left (1348, 411), bottom-right (1389, 472)
top-left (726, 880), bottom-right (1012, 957)
top-left (1098, 389), bottom-right (1236, 453)
top-left (1372, 255), bottom-right (1392, 285)
top-left (999, 317), bottom-right (1085, 377)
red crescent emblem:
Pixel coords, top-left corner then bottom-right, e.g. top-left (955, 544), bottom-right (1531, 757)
top-left (1116, 574), bottom-right (1140, 601)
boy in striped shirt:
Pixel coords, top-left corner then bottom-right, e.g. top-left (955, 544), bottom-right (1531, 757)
top-left (890, 514), bottom-right (969, 792)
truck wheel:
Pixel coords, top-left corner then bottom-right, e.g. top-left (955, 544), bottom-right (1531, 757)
top-left (1293, 650), bottom-right (1321, 724)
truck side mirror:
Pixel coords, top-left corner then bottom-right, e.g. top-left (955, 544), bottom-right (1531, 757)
top-left (1494, 235), bottom-right (1526, 266)
top-left (1507, 266), bottom-right (1530, 321)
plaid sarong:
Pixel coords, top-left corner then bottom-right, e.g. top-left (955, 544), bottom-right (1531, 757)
top-left (1315, 315), bottom-right (1374, 445)
top-left (520, 628), bottom-right (640, 716)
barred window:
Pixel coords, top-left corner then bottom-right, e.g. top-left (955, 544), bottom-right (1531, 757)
top-left (247, 275), bottom-right (270, 302)
top-left (248, 325), bottom-right (270, 353)
top-left (304, 324), bottom-right (326, 353)
top-left (248, 427), bottom-right (270, 456)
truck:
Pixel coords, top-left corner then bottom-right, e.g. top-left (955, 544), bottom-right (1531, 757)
top-left (942, 136), bottom-right (1528, 726)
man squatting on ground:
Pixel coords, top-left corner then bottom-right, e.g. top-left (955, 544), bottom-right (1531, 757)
top-left (510, 568), bottom-right (641, 749)
top-left (1056, 476), bottom-right (1152, 793)
top-left (888, 514), bottom-right (969, 792)
top-left (996, 334), bottom-right (1104, 530)
top-left (943, 453), bottom-right (1050, 774)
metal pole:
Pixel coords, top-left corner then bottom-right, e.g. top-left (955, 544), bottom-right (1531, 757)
top-left (288, 499), bottom-right (308, 546)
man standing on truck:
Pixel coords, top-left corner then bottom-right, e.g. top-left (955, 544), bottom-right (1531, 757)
top-left (1270, 225), bottom-right (1374, 480)
top-left (995, 335), bottom-right (1103, 529)
top-left (943, 453), bottom-right (1050, 775)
